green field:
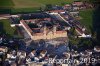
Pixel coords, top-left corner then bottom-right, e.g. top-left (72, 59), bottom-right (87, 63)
top-left (0, 19), bottom-right (16, 37)
top-left (0, 0), bottom-right (73, 8)
top-left (0, 0), bottom-right (73, 14)
top-left (79, 9), bottom-right (94, 32)
top-left (0, 0), bottom-right (14, 8)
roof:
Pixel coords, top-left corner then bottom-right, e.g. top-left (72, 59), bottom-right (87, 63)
top-left (20, 20), bottom-right (33, 34)
top-left (75, 27), bottom-right (84, 35)
top-left (20, 13), bottom-right (50, 20)
top-left (48, 10), bottom-right (65, 13)
top-left (64, 4), bottom-right (70, 7)
top-left (0, 46), bottom-right (8, 52)
top-left (0, 14), bottom-right (10, 17)
top-left (30, 50), bottom-right (36, 55)
top-left (73, 1), bottom-right (83, 6)
top-left (40, 50), bottom-right (47, 54)
top-left (94, 46), bottom-right (100, 50)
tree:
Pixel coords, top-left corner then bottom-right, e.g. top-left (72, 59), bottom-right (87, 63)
top-left (70, 27), bottom-right (76, 35)
top-left (45, 4), bottom-right (53, 10)
top-left (40, 5), bottom-right (46, 11)
top-left (78, 38), bottom-right (93, 49)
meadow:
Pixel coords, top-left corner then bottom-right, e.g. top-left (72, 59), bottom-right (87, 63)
top-left (0, 19), bottom-right (16, 37)
top-left (0, 0), bottom-right (73, 14)
top-left (0, 0), bottom-right (73, 8)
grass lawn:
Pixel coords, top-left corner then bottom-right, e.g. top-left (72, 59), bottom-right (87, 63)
top-left (79, 9), bottom-right (94, 32)
top-left (0, 19), bottom-right (16, 37)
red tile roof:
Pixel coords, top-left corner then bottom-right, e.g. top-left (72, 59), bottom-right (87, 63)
top-left (20, 20), bottom-right (33, 34)
top-left (75, 27), bottom-right (83, 34)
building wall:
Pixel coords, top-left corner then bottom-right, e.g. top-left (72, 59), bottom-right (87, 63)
top-left (32, 31), bottom-right (67, 40)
